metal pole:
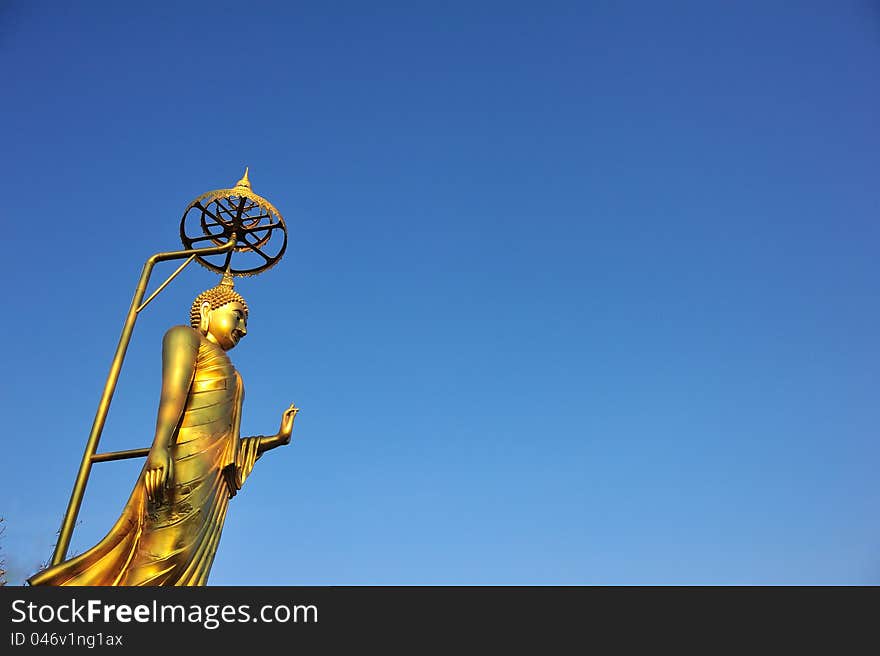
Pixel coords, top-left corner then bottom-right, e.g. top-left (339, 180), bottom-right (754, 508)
top-left (51, 238), bottom-right (237, 566)
top-left (136, 254), bottom-right (197, 314)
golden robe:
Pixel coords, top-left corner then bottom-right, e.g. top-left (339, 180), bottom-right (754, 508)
top-left (29, 328), bottom-right (260, 586)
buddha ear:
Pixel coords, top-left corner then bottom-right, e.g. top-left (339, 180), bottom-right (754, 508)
top-left (198, 302), bottom-right (211, 334)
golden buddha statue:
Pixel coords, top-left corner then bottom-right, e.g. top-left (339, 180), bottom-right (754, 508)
top-left (29, 274), bottom-right (298, 586)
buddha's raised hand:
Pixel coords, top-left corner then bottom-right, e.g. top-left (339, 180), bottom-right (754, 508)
top-left (278, 403), bottom-right (300, 444)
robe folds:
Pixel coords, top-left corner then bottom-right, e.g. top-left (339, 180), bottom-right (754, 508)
top-left (29, 328), bottom-right (260, 586)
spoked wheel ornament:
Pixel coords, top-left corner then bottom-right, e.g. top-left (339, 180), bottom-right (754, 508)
top-left (180, 167), bottom-right (288, 276)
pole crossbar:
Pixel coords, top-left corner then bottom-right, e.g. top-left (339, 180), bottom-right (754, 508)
top-left (91, 448), bottom-right (151, 463)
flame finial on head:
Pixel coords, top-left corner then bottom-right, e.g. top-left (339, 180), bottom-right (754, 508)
top-left (189, 268), bottom-right (249, 328)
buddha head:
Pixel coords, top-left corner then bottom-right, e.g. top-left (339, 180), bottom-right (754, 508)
top-left (190, 273), bottom-right (249, 350)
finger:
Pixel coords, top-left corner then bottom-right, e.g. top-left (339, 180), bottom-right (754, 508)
top-left (148, 468), bottom-right (161, 499)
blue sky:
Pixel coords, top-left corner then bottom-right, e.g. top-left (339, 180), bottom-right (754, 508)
top-left (2, 1), bottom-right (878, 584)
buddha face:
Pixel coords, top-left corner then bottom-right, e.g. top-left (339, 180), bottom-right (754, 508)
top-left (202, 301), bottom-right (248, 350)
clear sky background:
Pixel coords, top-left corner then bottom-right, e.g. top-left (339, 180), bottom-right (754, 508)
top-left (1, 1), bottom-right (878, 585)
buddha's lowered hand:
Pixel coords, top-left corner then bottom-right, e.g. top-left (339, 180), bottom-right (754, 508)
top-left (145, 446), bottom-right (172, 503)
